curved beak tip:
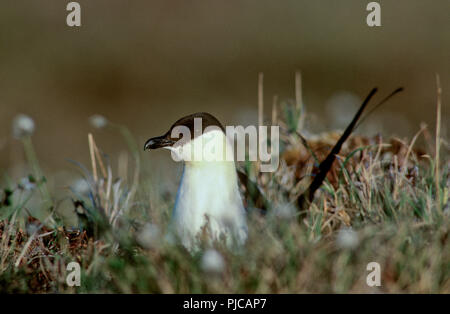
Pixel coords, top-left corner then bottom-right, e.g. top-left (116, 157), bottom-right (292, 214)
top-left (144, 139), bottom-right (155, 151)
top-left (144, 136), bottom-right (173, 151)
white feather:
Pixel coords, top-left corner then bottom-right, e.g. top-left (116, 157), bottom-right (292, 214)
top-left (166, 130), bottom-right (247, 250)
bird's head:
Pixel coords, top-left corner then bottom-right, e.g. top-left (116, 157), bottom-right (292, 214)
top-left (144, 112), bottom-right (228, 163)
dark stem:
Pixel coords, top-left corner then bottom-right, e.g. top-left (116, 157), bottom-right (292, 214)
top-left (296, 87), bottom-right (378, 218)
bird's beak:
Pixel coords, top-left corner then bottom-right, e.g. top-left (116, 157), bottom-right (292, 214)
top-left (144, 135), bottom-right (175, 150)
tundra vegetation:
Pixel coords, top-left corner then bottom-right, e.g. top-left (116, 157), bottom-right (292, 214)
top-left (0, 83), bottom-right (448, 293)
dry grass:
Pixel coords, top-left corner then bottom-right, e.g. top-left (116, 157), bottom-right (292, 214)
top-left (0, 88), bottom-right (448, 293)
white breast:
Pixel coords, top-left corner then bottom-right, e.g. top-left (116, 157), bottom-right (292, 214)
top-left (167, 130), bottom-right (248, 250)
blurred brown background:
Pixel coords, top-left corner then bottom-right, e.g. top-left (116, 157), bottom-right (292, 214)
top-left (0, 0), bottom-right (448, 180)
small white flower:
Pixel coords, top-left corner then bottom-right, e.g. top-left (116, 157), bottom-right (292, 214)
top-left (26, 223), bottom-right (39, 236)
top-left (89, 114), bottom-right (108, 129)
top-left (273, 203), bottom-right (296, 219)
top-left (336, 228), bottom-right (359, 250)
top-left (201, 249), bottom-right (225, 274)
top-left (12, 114), bottom-right (35, 138)
top-left (19, 177), bottom-right (36, 191)
top-left (382, 152), bottom-right (393, 163)
top-left (136, 223), bottom-right (161, 249)
top-left (71, 179), bottom-right (90, 195)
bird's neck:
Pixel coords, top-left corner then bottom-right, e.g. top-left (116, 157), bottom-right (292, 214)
top-left (178, 159), bottom-right (241, 209)
top-left (175, 130), bottom-right (242, 209)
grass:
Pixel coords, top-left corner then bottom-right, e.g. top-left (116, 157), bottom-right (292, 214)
top-left (0, 89), bottom-right (448, 293)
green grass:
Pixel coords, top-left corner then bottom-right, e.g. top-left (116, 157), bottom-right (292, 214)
top-left (0, 103), bottom-right (448, 293)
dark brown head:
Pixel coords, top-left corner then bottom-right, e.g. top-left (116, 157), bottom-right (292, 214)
top-left (144, 112), bottom-right (225, 150)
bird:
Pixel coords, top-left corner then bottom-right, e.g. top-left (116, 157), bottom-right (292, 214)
top-left (144, 112), bottom-right (248, 251)
top-left (144, 87), bottom-right (403, 251)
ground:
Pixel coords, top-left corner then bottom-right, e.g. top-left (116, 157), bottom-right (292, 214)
top-left (0, 102), bottom-right (448, 293)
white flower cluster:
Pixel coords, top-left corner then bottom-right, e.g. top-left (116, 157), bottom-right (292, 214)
top-left (136, 223), bottom-right (161, 249)
top-left (19, 177), bottom-right (36, 191)
top-left (71, 178), bottom-right (90, 195)
top-left (12, 114), bottom-right (35, 138)
top-left (200, 249), bottom-right (225, 274)
top-left (336, 228), bottom-right (359, 250)
top-left (89, 114), bottom-right (108, 129)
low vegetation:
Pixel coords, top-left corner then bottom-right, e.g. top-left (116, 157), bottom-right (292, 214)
top-left (0, 88), bottom-right (448, 293)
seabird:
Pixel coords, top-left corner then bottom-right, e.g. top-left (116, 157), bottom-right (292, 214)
top-left (144, 112), bottom-right (248, 250)
top-left (144, 88), bottom-right (403, 250)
